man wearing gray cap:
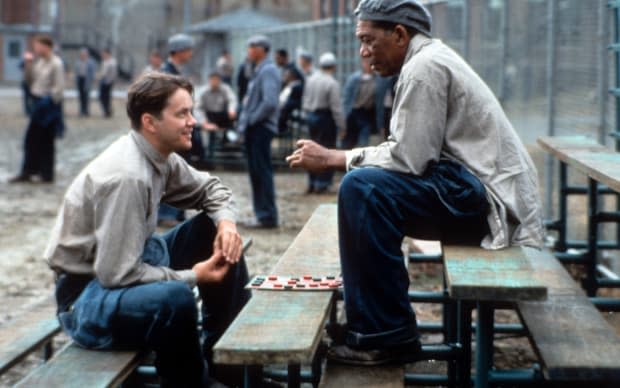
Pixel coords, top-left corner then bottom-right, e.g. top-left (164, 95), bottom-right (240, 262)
top-left (237, 35), bottom-right (281, 228)
top-left (301, 52), bottom-right (345, 194)
top-left (287, 0), bottom-right (543, 365)
top-left (162, 33), bottom-right (195, 76)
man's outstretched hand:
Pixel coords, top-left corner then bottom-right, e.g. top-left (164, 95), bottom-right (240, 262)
top-left (286, 140), bottom-right (347, 172)
top-left (192, 250), bottom-right (230, 284)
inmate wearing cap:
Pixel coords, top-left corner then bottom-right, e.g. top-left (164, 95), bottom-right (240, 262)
top-left (167, 33), bottom-right (194, 53)
top-left (354, 0), bottom-right (432, 37)
top-left (247, 35), bottom-right (271, 51)
top-left (318, 52), bottom-right (337, 68)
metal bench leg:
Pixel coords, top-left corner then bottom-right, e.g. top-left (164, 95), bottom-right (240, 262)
top-left (457, 301), bottom-right (473, 388)
top-left (586, 178), bottom-right (600, 296)
top-left (243, 365), bottom-right (263, 388)
top-left (445, 301), bottom-right (458, 388)
top-left (555, 162), bottom-right (569, 252)
top-left (43, 340), bottom-right (54, 361)
top-left (474, 303), bottom-right (494, 388)
top-left (287, 364), bottom-right (301, 388)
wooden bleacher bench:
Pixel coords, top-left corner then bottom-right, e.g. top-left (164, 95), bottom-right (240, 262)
top-left (0, 299), bottom-right (60, 375)
top-left (215, 204), bottom-right (405, 387)
top-left (538, 135), bottom-right (620, 192)
top-left (15, 344), bottom-right (144, 388)
top-left (214, 205), bottom-right (341, 385)
top-left (319, 362), bottom-right (404, 388)
top-left (518, 248), bottom-right (620, 383)
top-left (3, 238), bottom-right (253, 387)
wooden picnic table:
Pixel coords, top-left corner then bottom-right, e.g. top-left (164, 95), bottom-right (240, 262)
top-left (442, 245), bottom-right (548, 388)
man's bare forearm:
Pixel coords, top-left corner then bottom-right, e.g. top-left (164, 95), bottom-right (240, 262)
top-left (326, 149), bottom-right (347, 171)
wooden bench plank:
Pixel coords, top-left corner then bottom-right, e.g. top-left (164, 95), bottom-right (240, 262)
top-left (214, 204), bottom-right (340, 365)
top-left (537, 135), bottom-right (605, 161)
top-left (518, 248), bottom-right (620, 381)
top-left (0, 299), bottom-right (60, 375)
top-left (15, 343), bottom-right (143, 388)
top-left (319, 361), bottom-right (404, 388)
top-left (442, 246), bottom-right (547, 302)
top-left (538, 136), bottom-right (620, 192)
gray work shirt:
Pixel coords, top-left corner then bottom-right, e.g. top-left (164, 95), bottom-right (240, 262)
top-left (302, 70), bottom-right (345, 132)
top-left (26, 54), bottom-right (65, 103)
top-left (44, 131), bottom-right (236, 288)
top-left (346, 35), bottom-right (544, 249)
top-left (100, 57), bottom-right (118, 85)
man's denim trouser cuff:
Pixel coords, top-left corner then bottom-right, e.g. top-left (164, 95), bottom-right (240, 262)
top-left (346, 322), bottom-right (419, 349)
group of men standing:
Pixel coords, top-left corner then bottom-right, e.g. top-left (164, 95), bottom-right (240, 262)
top-left (272, 45), bottom-right (397, 194)
top-left (73, 47), bottom-right (117, 118)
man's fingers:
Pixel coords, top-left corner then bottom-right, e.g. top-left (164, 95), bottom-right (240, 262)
top-left (213, 235), bottom-right (222, 253)
top-left (230, 237), bottom-right (242, 263)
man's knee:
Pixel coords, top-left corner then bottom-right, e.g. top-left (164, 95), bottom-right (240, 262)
top-left (339, 168), bottom-right (384, 203)
top-left (156, 281), bottom-right (197, 321)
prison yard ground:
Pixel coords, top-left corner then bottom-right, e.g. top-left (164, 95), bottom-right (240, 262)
top-left (0, 92), bottom-right (618, 387)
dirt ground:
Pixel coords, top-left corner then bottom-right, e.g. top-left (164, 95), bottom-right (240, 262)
top-left (0, 93), bottom-right (618, 386)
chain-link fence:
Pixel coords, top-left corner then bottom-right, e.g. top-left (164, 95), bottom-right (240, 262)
top-left (226, 0), bottom-right (616, 222)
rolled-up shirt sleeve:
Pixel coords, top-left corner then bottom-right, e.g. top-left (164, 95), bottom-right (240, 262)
top-left (161, 154), bottom-right (237, 224)
top-left (93, 176), bottom-right (196, 288)
top-left (346, 76), bottom-right (447, 175)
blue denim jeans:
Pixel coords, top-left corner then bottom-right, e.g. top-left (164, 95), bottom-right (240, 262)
top-left (306, 110), bottom-right (338, 190)
top-left (245, 124), bottom-right (278, 225)
top-left (55, 212), bottom-right (250, 386)
top-left (338, 163), bottom-right (489, 349)
top-left (157, 203), bottom-right (186, 223)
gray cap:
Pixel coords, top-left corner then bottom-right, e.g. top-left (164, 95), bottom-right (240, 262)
top-left (298, 49), bottom-right (313, 62)
top-left (354, 0), bottom-right (432, 37)
top-left (168, 33), bottom-right (194, 53)
top-left (319, 52), bottom-right (337, 68)
top-left (247, 35), bottom-right (271, 51)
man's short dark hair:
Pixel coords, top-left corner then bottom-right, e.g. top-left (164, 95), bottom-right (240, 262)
top-left (276, 49), bottom-right (288, 58)
top-left (126, 73), bottom-right (194, 130)
top-left (34, 35), bottom-right (54, 48)
top-left (371, 20), bottom-right (418, 38)
top-left (208, 71), bottom-right (221, 79)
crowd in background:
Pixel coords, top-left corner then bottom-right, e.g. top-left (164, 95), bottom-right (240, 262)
top-left (9, 31), bottom-right (398, 229)
top-left (174, 37), bottom-right (398, 196)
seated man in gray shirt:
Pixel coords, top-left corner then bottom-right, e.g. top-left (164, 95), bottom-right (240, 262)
top-left (45, 72), bottom-right (249, 386)
top-left (287, 0), bottom-right (543, 365)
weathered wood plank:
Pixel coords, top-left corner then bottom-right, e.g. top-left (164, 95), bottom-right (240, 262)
top-left (442, 246), bottom-right (547, 302)
top-left (519, 295), bottom-right (620, 381)
top-left (15, 343), bottom-right (143, 388)
top-left (319, 361), bottom-right (404, 388)
top-left (214, 204), bottom-right (340, 365)
top-left (0, 299), bottom-right (60, 375)
top-left (518, 249), bottom-right (620, 381)
top-left (537, 135), bottom-right (605, 161)
top-left (537, 136), bottom-right (620, 192)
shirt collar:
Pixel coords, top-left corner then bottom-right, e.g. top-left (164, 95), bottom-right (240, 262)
top-left (130, 130), bottom-right (169, 174)
top-left (404, 34), bottom-right (433, 64)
